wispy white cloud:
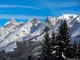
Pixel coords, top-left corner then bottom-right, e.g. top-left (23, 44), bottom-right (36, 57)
top-left (37, 1), bottom-right (79, 10)
top-left (0, 4), bottom-right (41, 9)
top-left (36, 0), bottom-right (80, 16)
top-left (0, 14), bottom-right (46, 20)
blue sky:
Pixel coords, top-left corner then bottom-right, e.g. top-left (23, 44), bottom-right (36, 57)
top-left (0, 0), bottom-right (80, 26)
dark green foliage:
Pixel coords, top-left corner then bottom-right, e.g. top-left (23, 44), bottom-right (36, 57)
top-left (50, 32), bottom-right (59, 60)
top-left (40, 20), bottom-right (71, 60)
top-left (0, 50), bottom-right (6, 60)
top-left (28, 55), bottom-right (32, 60)
top-left (57, 20), bottom-right (71, 58)
top-left (68, 44), bottom-right (74, 58)
top-left (78, 41), bottom-right (80, 58)
top-left (40, 32), bottom-right (52, 60)
top-left (73, 41), bottom-right (77, 58)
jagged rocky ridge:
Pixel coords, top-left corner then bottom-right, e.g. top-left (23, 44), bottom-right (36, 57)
top-left (0, 14), bottom-right (80, 56)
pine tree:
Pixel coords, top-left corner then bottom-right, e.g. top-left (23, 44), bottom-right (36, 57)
top-left (28, 55), bottom-right (32, 60)
top-left (0, 50), bottom-right (6, 60)
top-left (51, 32), bottom-right (56, 51)
top-left (50, 32), bottom-right (58, 60)
top-left (78, 41), bottom-right (80, 58)
top-left (73, 41), bottom-right (77, 58)
top-left (68, 44), bottom-right (74, 58)
top-left (40, 33), bottom-right (51, 60)
top-left (57, 20), bottom-right (71, 59)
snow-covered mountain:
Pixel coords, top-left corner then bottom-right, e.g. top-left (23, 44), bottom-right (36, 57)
top-left (0, 14), bottom-right (80, 54)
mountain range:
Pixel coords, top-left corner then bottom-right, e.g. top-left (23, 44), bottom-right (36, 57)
top-left (0, 14), bottom-right (80, 56)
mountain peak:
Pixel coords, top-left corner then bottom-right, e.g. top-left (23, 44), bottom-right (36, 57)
top-left (9, 18), bottom-right (16, 23)
top-left (45, 16), bottom-right (56, 28)
top-left (58, 14), bottom-right (78, 20)
top-left (4, 18), bottom-right (17, 28)
top-left (45, 16), bottom-right (52, 22)
top-left (28, 17), bottom-right (40, 25)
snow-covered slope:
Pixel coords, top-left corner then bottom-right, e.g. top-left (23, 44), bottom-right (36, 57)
top-left (0, 14), bottom-right (80, 52)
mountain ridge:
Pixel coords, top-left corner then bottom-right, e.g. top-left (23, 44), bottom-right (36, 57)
top-left (0, 14), bottom-right (80, 52)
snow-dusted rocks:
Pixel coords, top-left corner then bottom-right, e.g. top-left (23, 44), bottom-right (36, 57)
top-left (9, 18), bottom-right (16, 24)
top-left (58, 14), bottom-right (78, 20)
top-left (28, 17), bottom-right (40, 26)
top-left (46, 16), bottom-right (57, 28)
top-left (4, 18), bottom-right (17, 28)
